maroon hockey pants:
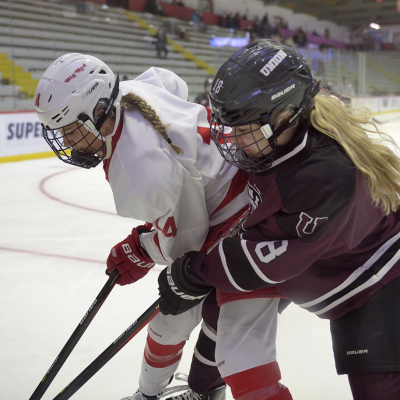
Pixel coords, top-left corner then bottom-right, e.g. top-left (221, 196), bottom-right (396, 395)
top-left (349, 371), bottom-right (400, 400)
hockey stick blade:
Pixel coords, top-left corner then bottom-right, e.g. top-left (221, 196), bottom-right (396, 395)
top-left (28, 269), bottom-right (119, 400)
top-left (52, 299), bottom-right (161, 400)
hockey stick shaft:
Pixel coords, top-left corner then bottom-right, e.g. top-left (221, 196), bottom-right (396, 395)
top-left (29, 269), bottom-right (119, 400)
top-left (52, 298), bottom-right (161, 400)
top-left (51, 206), bottom-right (250, 400)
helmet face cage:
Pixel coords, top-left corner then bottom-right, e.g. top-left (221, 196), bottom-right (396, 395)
top-left (209, 39), bottom-right (318, 173)
top-left (210, 118), bottom-right (275, 173)
top-left (43, 115), bottom-right (105, 169)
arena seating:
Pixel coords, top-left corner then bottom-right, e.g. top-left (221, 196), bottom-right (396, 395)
top-left (0, 0), bottom-right (240, 110)
top-left (1, 0), bottom-right (400, 111)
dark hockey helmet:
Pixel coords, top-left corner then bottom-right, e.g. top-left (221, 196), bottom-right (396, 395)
top-left (209, 39), bottom-right (319, 173)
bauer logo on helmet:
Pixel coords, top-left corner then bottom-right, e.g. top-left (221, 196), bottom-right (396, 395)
top-left (82, 82), bottom-right (99, 99)
top-left (271, 84), bottom-right (296, 101)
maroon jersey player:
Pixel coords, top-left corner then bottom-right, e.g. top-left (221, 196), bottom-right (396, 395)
top-left (158, 40), bottom-right (400, 400)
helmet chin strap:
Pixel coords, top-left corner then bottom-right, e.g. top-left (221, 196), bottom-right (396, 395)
top-left (76, 73), bottom-right (120, 136)
top-left (260, 124), bottom-right (273, 139)
top-left (262, 81), bottom-right (321, 146)
top-left (94, 73), bottom-right (120, 131)
top-left (260, 123), bottom-right (278, 153)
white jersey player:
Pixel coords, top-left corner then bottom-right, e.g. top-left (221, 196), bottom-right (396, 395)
top-left (34, 54), bottom-right (287, 400)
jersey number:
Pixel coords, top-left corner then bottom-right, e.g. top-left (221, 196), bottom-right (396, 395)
top-left (255, 240), bottom-right (288, 264)
top-left (156, 216), bottom-right (178, 238)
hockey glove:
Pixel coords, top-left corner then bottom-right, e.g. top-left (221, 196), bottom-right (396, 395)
top-left (158, 251), bottom-right (212, 315)
top-left (106, 225), bottom-right (156, 286)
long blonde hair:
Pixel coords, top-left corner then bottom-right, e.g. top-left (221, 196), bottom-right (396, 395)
top-left (309, 92), bottom-right (400, 214)
top-left (119, 92), bottom-right (183, 156)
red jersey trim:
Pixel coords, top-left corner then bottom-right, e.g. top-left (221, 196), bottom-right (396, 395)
top-left (152, 231), bottom-right (168, 262)
top-left (210, 169), bottom-right (248, 218)
top-left (103, 118), bottom-right (123, 182)
top-left (197, 126), bottom-right (212, 144)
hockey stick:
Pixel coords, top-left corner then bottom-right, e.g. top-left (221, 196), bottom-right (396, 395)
top-left (28, 269), bottom-right (119, 400)
top-left (50, 207), bottom-right (250, 400)
top-left (52, 298), bottom-right (160, 400)
top-left (372, 114), bottom-right (400, 125)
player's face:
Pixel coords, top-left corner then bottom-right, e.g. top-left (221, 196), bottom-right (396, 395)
top-left (231, 124), bottom-right (272, 158)
top-left (61, 122), bottom-right (104, 156)
top-left (231, 108), bottom-right (299, 159)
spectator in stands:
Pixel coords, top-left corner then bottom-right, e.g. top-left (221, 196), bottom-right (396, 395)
top-left (172, 0), bottom-right (185, 6)
top-left (244, 23), bottom-right (255, 41)
top-left (261, 19), bottom-right (272, 38)
top-left (325, 80), bottom-right (334, 91)
top-left (191, 10), bottom-right (207, 32)
top-left (284, 35), bottom-right (295, 48)
top-left (144, 0), bottom-right (167, 16)
top-left (293, 27), bottom-right (308, 48)
top-left (194, 76), bottom-right (213, 107)
top-left (175, 24), bottom-right (189, 40)
top-left (153, 29), bottom-right (168, 59)
top-left (338, 76), bottom-right (355, 98)
top-left (262, 13), bottom-right (269, 26)
top-left (232, 12), bottom-right (241, 31)
top-left (319, 43), bottom-right (332, 51)
top-left (270, 26), bottom-right (283, 43)
top-left (163, 19), bottom-right (189, 41)
top-left (225, 12), bottom-right (233, 28)
top-left (252, 19), bottom-right (263, 39)
top-left (76, 1), bottom-right (94, 15)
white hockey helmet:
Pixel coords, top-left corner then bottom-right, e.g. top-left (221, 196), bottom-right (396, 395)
top-left (35, 53), bottom-right (119, 168)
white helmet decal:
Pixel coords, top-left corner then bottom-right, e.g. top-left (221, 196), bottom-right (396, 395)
top-left (259, 50), bottom-right (287, 77)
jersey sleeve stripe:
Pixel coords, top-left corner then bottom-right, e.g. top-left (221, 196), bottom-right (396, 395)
top-left (220, 238), bottom-right (275, 290)
top-left (241, 240), bottom-right (284, 285)
top-left (218, 240), bottom-right (248, 292)
top-left (299, 231), bottom-right (400, 315)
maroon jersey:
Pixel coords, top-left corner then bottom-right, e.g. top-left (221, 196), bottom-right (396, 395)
top-left (190, 126), bottom-right (400, 319)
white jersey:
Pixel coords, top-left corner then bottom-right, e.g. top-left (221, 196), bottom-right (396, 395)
top-left (103, 67), bottom-right (248, 264)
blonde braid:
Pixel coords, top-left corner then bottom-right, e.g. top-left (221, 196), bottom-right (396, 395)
top-left (120, 93), bottom-right (183, 156)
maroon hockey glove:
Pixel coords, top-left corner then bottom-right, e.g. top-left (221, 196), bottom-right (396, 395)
top-left (106, 225), bottom-right (156, 286)
top-left (158, 252), bottom-right (212, 315)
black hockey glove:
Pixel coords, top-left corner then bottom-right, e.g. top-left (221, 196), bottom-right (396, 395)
top-left (158, 251), bottom-right (212, 315)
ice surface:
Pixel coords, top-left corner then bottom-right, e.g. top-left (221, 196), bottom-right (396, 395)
top-left (1, 117), bottom-right (400, 400)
